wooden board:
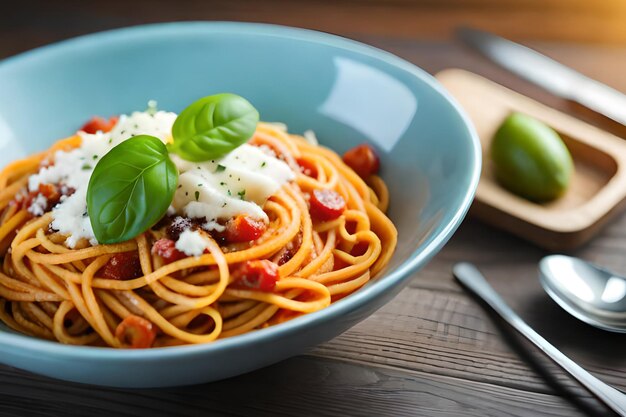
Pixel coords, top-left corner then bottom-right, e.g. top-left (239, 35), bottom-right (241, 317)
top-left (437, 68), bottom-right (626, 250)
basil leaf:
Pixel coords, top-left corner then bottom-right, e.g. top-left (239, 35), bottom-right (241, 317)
top-left (87, 135), bottom-right (178, 244)
top-left (169, 93), bottom-right (259, 161)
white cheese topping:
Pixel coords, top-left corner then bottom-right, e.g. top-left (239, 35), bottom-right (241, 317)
top-left (175, 229), bottom-right (209, 256)
top-left (203, 219), bottom-right (226, 233)
top-left (26, 109), bottom-right (296, 248)
top-left (28, 111), bottom-right (177, 247)
top-left (27, 194), bottom-right (48, 217)
top-left (170, 144), bottom-right (295, 222)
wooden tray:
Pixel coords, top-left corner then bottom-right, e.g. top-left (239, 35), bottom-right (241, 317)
top-left (436, 68), bottom-right (626, 250)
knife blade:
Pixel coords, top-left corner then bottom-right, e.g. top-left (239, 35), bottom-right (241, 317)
top-left (456, 27), bottom-right (626, 126)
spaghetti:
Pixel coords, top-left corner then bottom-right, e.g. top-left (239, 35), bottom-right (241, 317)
top-left (0, 118), bottom-right (397, 348)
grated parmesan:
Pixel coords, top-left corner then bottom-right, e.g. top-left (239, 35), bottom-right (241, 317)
top-left (175, 229), bottom-right (209, 256)
top-left (29, 110), bottom-right (177, 247)
top-left (26, 108), bottom-right (296, 248)
top-left (27, 194), bottom-right (47, 216)
top-left (202, 220), bottom-right (226, 233)
top-left (170, 144), bottom-right (295, 223)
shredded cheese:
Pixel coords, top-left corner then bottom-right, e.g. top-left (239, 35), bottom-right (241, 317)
top-left (26, 110), bottom-right (295, 247)
top-left (175, 230), bottom-right (209, 256)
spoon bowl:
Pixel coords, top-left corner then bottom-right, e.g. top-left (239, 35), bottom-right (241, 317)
top-left (539, 254), bottom-right (626, 332)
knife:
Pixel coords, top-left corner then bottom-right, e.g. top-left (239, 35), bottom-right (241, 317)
top-left (456, 27), bottom-right (626, 126)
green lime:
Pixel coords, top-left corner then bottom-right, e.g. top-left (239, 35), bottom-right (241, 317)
top-left (491, 112), bottom-right (574, 202)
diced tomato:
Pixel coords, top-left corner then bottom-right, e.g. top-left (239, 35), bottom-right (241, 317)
top-left (297, 158), bottom-right (318, 178)
top-left (309, 189), bottom-right (346, 221)
top-left (37, 183), bottom-right (60, 202)
top-left (80, 116), bottom-right (119, 134)
top-left (101, 252), bottom-right (143, 280)
top-left (230, 260), bottom-right (279, 292)
top-left (13, 183), bottom-right (73, 213)
top-left (151, 238), bottom-right (187, 264)
top-left (115, 315), bottom-right (157, 348)
top-left (224, 216), bottom-right (267, 243)
top-left (342, 144), bottom-right (380, 179)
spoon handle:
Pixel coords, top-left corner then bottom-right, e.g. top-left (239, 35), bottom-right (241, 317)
top-left (453, 262), bottom-right (626, 416)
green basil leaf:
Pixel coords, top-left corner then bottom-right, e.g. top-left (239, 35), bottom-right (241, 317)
top-left (169, 93), bottom-right (259, 161)
top-left (87, 135), bottom-right (178, 244)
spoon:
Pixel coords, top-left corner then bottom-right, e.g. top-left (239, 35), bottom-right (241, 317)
top-left (539, 254), bottom-right (626, 332)
top-left (454, 262), bottom-right (626, 416)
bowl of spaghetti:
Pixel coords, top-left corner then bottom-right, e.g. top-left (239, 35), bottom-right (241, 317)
top-left (0, 22), bottom-right (480, 387)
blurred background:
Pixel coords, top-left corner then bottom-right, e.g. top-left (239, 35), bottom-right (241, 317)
top-left (4, 0), bottom-right (625, 135)
top-left (2, 0), bottom-right (626, 59)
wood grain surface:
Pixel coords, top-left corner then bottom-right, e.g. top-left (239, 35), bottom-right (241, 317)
top-left (2, 1), bottom-right (626, 416)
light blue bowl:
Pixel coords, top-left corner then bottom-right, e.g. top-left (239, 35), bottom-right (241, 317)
top-left (0, 22), bottom-right (480, 387)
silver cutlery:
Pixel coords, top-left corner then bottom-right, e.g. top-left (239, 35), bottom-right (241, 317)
top-left (453, 262), bottom-right (626, 416)
top-left (456, 27), bottom-right (626, 126)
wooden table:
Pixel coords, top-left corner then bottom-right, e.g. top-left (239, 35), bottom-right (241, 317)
top-left (2, 1), bottom-right (626, 416)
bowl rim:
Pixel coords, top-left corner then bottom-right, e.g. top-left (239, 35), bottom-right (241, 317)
top-left (0, 21), bottom-right (481, 361)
